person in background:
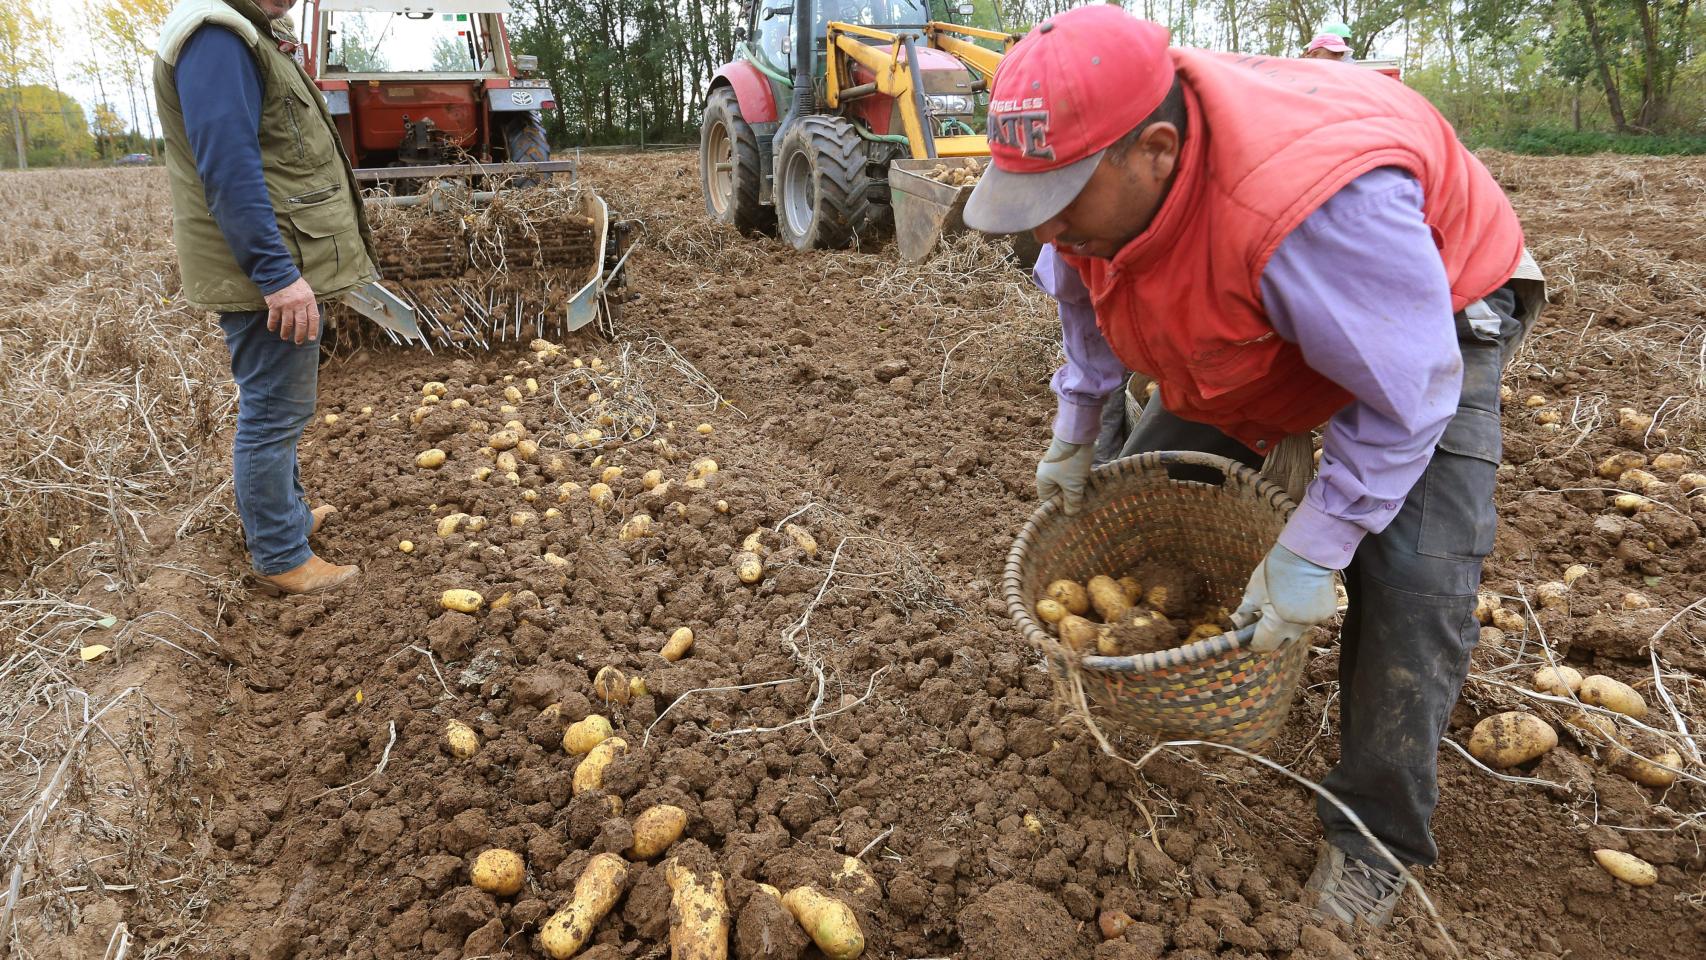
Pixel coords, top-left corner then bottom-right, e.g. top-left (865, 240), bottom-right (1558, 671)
top-left (1303, 32), bottom-right (1353, 61)
top-left (154, 0), bottom-right (378, 595)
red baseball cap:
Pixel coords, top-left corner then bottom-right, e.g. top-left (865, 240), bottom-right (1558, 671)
top-left (965, 8), bottom-right (1175, 235)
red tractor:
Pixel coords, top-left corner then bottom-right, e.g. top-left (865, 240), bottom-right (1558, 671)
top-left (298, 0), bottom-right (574, 184)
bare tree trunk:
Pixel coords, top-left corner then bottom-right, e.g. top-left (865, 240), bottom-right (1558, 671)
top-left (1633, 0), bottom-right (1662, 129)
top-left (9, 97), bottom-right (26, 169)
top-left (1575, 0), bottom-right (1629, 133)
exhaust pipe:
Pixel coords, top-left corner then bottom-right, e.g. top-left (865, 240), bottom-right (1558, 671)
top-left (763, 0), bottom-right (817, 202)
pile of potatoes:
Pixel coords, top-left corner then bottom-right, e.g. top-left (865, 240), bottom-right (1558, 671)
top-left (434, 660), bottom-right (870, 958)
top-left (1467, 666), bottom-right (1682, 786)
top-left (1033, 568), bottom-right (1228, 656)
top-left (1465, 666), bottom-right (1689, 886)
top-left (730, 523), bottom-right (819, 587)
top-left (923, 160), bottom-right (984, 187)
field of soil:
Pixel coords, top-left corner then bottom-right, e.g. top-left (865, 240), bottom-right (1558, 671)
top-left (4, 151), bottom-right (1705, 960)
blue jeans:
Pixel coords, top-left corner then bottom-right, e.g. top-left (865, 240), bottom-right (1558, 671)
top-left (219, 310), bottom-right (319, 575)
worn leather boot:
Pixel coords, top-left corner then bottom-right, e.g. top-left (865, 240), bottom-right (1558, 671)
top-left (310, 504), bottom-right (338, 536)
top-left (1304, 841), bottom-right (1405, 928)
top-left (255, 554), bottom-right (359, 596)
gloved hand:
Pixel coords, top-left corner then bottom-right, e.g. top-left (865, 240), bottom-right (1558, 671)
top-left (1232, 544), bottom-right (1338, 652)
top-left (1036, 437), bottom-right (1095, 515)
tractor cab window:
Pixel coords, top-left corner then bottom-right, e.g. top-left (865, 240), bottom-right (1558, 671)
top-left (323, 11), bottom-right (502, 74)
top-left (818, 0), bottom-right (929, 27)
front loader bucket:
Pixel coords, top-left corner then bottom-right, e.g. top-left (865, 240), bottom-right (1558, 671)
top-left (889, 158), bottom-right (985, 262)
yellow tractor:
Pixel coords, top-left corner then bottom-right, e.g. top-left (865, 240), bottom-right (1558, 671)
top-left (701, 0), bottom-right (1019, 258)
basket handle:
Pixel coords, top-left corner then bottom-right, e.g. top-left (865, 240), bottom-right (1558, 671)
top-left (1080, 622), bottom-right (1260, 673)
top-left (1089, 450), bottom-right (1293, 513)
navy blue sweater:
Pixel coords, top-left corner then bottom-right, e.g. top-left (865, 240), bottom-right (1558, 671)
top-left (175, 25), bottom-right (300, 295)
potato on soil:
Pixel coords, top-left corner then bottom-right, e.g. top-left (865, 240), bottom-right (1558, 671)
top-left (1562, 563), bottom-right (1591, 586)
top-left (619, 514), bottom-right (654, 541)
top-left (665, 859), bottom-right (729, 960)
top-left (1613, 493), bottom-right (1654, 515)
top-left (782, 886), bottom-right (865, 960)
top-left (539, 852), bottom-right (630, 960)
top-left (1087, 574), bottom-right (1131, 623)
top-left (444, 720), bottom-right (479, 758)
top-left (1649, 452), bottom-right (1690, 473)
top-left (1677, 472), bottom-right (1706, 494)
top-left (563, 714), bottom-right (613, 754)
top-left (1617, 407), bottom-right (1654, 436)
top-left (1615, 742), bottom-right (1683, 787)
top-left (1056, 615), bottom-right (1100, 652)
top-left (488, 429), bottom-right (520, 451)
top-left (1531, 664), bottom-right (1583, 696)
top-left (415, 448), bottom-right (447, 469)
top-left (470, 848), bottom-right (526, 897)
top-left (1622, 591), bottom-right (1652, 610)
top-left (1562, 709), bottom-right (1620, 746)
top-left (643, 468), bottom-right (663, 489)
top-left (593, 666), bottom-right (631, 704)
top-left (1593, 849), bottom-right (1658, 886)
top-left (1620, 468), bottom-right (1663, 494)
top-left (629, 804), bottom-right (688, 859)
top-left (735, 551), bottom-right (765, 584)
top-left (1490, 607), bottom-right (1526, 634)
top-left (441, 589), bottom-right (484, 613)
top-left (741, 529), bottom-right (768, 555)
top-left (785, 523), bottom-right (819, 558)
top-left (398, 540), bottom-right (414, 553)
top-left (662, 627), bottom-right (694, 662)
top-left (1597, 452), bottom-right (1647, 479)
top-left (1044, 579), bottom-right (1090, 616)
top-left (1534, 580), bottom-right (1569, 609)
top-left (1579, 675), bottom-right (1647, 719)
top-left (1467, 712), bottom-right (1556, 767)
top-left (1473, 593), bottom-right (1497, 624)
top-left (589, 482), bottom-right (614, 508)
top-left (572, 737), bottom-right (629, 795)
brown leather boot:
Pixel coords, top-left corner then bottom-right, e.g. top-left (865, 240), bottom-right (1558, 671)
top-left (310, 504), bottom-right (338, 536)
top-left (255, 554), bottom-right (360, 596)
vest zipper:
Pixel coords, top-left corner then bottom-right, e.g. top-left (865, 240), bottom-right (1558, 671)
top-left (284, 94), bottom-right (306, 161)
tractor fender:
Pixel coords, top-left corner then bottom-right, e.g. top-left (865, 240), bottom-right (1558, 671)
top-left (709, 61), bottom-right (778, 124)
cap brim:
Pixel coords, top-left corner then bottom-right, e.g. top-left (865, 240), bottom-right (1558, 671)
top-left (964, 148), bottom-right (1106, 235)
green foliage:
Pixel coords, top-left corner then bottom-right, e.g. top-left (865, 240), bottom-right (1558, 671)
top-left (1468, 126), bottom-right (1706, 155)
top-left (0, 84), bottom-right (94, 166)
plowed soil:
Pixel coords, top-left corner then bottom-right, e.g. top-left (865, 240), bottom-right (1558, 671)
top-left (19, 152), bottom-right (1706, 960)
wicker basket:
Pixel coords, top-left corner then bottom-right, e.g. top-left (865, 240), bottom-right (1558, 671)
top-left (1004, 451), bottom-right (1310, 750)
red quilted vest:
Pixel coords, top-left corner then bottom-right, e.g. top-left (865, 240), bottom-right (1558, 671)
top-left (1059, 50), bottom-right (1525, 451)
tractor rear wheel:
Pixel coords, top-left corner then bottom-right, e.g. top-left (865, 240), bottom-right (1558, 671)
top-left (504, 115), bottom-right (552, 187)
top-left (774, 116), bottom-right (877, 251)
top-left (700, 86), bottom-right (773, 236)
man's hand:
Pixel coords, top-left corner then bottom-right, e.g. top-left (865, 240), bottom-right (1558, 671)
top-left (1232, 544), bottom-right (1338, 652)
top-left (265, 276), bottom-right (320, 344)
top-left (1037, 437), bottom-right (1095, 515)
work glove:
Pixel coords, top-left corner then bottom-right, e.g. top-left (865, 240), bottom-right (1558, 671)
top-left (1232, 544), bottom-right (1338, 653)
top-left (1036, 437), bottom-right (1095, 515)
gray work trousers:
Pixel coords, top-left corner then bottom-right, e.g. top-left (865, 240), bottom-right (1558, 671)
top-left (1100, 285), bottom-right (1527, 867)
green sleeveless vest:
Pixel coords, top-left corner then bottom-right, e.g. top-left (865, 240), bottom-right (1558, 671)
top-left (155, 0), bottom-right (377, 312)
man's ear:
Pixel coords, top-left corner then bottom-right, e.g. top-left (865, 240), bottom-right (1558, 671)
top-left (1138, 122), bottom-right (1181, 181)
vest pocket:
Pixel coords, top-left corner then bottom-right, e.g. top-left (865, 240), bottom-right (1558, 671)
top-left (285, 197), bottom-right (353, 285)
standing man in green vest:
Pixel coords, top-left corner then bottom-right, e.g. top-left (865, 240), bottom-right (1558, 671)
top-left (155, 0), bottom-right (378, 595)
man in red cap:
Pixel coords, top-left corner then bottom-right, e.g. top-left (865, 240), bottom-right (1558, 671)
top-left (966, 6), bottom-right (1544, 928)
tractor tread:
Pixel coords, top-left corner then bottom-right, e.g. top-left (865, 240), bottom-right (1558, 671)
top-left (701, 86), bottom-right (774, 236)
top-left (777, 116), bottom-right (878, 250)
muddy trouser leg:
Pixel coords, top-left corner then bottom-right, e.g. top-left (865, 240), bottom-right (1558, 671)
top-left (1318, 284), bottom-right (1527, 869)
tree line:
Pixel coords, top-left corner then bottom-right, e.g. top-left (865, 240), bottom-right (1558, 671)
top-left (0, 0), bottom-right (1698, 170)
top-left (510, 0), bottom-right (1702, 147)
top-left (0, 0), bottom-right (171, 168)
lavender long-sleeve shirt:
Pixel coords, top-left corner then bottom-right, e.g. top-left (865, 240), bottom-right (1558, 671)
top-left (1039, 167), bottom-right (1462, 571)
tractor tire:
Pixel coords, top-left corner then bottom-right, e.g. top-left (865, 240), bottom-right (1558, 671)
top-left (773, 115), bottom-right (878, 251)
top-left (504, 114), bottom-right (552, 187)
top-left (700, 86), bottom-right (773, 236)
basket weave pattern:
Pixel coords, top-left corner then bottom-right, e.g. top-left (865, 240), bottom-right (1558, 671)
top-left (1004, 451), bottom-right (1310, 750)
